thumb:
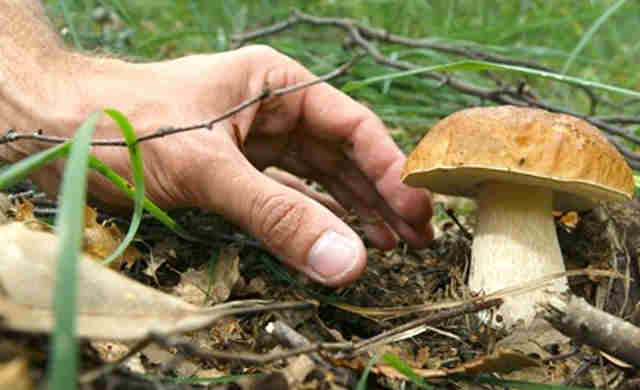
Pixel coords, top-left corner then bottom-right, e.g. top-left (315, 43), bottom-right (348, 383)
top-left (197, 148), bottom-right (366, 286)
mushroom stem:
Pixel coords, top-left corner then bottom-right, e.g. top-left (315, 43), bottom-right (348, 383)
top-left (470, 182), bottom-right (568, 328)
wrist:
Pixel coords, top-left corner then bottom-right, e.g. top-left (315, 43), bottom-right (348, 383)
top-left (0, 52), bottom-right (137, 161)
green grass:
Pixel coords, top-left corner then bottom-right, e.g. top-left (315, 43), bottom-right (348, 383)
top-left (43, 0), bottom-right (640, 151)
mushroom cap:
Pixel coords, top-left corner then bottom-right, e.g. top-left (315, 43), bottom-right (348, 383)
top-left (402, 106), bottom-right (634, 210)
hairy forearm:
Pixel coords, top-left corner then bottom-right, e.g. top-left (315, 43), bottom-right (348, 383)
top-left (0, 0), bottom-right (134, 164)
top-left (0, 0), bottom-right (71, 101)
top-left (0, 0), bottom-right (65, 64)
top-left (0, 0), bottom-right (68, 161)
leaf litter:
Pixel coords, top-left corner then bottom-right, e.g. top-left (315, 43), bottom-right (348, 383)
top-left (1, 194), bottom-right (639, 388)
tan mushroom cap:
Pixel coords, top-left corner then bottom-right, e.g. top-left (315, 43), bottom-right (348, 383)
top-left (402, 105), bottom-right (634, 210)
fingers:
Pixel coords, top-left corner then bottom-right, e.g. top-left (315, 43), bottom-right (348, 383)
top-left (271, 133), bottom-right (432, 248)
top-left (240, 48), bottom-right (434, 245)
top-left (263, 167), bottom-right (347, 218)
top-left (299, 85), bottom-right (433, 237)
top-left (194, 137), bottom-right (366, 286)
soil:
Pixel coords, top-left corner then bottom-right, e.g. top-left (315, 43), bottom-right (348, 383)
top-left (2, 191), bottom-right (640, 389)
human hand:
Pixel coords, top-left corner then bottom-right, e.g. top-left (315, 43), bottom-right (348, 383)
top-left (30, 45), bottom-right (433, 286)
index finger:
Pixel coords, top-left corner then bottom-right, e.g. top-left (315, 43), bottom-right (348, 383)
top-left (299, 78), bottom-right (433, 236)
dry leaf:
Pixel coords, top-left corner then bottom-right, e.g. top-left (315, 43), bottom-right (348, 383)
top-left (209, 246), bottom-right (241, 304)
top-left (13, 203), bottom-right (142, 269)
top-left (142, 342), bottom-right (199, 377)
top-left (173, 247), bottom-right (240, 306)
top-left (90, 341), bottom-right (131, 362)
top-left (371, 348), bottom-right (540, 381)
top-left (0, 222), bottom-right (278, 340)
top-left (13, 199), bottom-right (36, 222)
top-left (13, 200), bottom-right (49, 231)
top-left (496, 318), bottom-right (569, 357)
top-left (559, 211), bottom-right (579, 228)
top-left (0, 192), bottom-right (11, 225)
top-left (83, 206), bottom-right (142, 269)
top-left (446, 348), bottom-right (540, 375)
top-left (600, 351), bottom-right (633, 369)
top-left (0, 358), bottom-right (34, 390)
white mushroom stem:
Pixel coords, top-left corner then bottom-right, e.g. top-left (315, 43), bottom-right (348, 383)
top-left (469, 182), bottom-right (568, 328)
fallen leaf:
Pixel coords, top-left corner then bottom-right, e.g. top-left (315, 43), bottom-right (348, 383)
top-left (83, 206), bottom-right (142, 269)
top-left (173, 269), bottom-right (209, 306)
top-left (142, 342), bottom-right (199, 377)
top-left (0, 358), bottom-right (34, 390)
top-left (496, 318), bottom-right (570, 358)
top-left (208, 246), bottom-right (241, 304)
top-left (90, 341), bottom-right (131, 362)
top-left (0, 222), bottom-right (300, 340)
top-left (0, 192), bottom-right (11, 225)
top-left (13, 199), bottom-right (49, 231)
top-left (13, 199), bottom-right (36, 222)
top-left (559, 211), bottom-right (579, 228)
top-left (446, 348), bottom-right (540, 375)
top-left (13, 203), bottom-right (142, 269)
top-left (600, 351), bottom-right (633, 369)
top-left (174, 247), bottom-right (240, 305)
top-left (367, 348), bottom-right (541, 381)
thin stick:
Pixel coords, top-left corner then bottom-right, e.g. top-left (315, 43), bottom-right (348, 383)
top-left (352, 297), bottom-right (502, 353)
top-left (0, 58), bottom-right (357, 147)
top-left (445, 208), bottom-right (472, 240)
top-left (231, 9), bottom-right (640, 167)
top-left (78, 300), bottom-right (317, 384)
top-left (543, 295), bottom-right (640, 368)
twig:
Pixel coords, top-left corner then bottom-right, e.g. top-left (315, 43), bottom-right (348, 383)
top-left (233, 9), bottom-right (551, 72)
top-left (445, 208), bottom-right (472, 240)
top-left (147, 332), bottom-right (349, 364)
top-left (592, 115), bottom-right (640, 125)
top-left (78, 300), bottom-right (318, 384)
top-left (232, 9), bottom-right (640, 167)
top-left (266, 320), bottom-right (359, 388)
top-left (0, 58), bottom-right (357, 147)
top-left (542, 294), bottom-right (640, 368)
top-left (351, 297), bottom-right (502, 353)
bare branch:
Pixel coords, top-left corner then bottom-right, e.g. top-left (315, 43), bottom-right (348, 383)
top-left (593, 115), bottom-right (640, 125)
top-left (543, 295), bottom-right (640, 368)
top-left (351, 297), bottom-right (502, 354)
top-left (0, 58), bottom-right (357, 147)
top-left (232, 9), bottom-right (640, 167)
top-left (234, 10), bottom-right (551, 72)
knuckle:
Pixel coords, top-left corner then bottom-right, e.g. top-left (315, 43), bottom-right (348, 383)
top-left (240, 44), bottom-right (282, 60)
top-left (250, 193), bottom-right (305, 251)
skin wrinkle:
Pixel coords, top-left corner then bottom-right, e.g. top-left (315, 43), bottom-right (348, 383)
top-left (348, 115), bottom-right (430, 229)
top-left (253, 192), bottom-right (305, 254)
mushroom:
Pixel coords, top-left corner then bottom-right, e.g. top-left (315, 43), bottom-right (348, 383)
top-left (402, 106), bottom-right (634, 328)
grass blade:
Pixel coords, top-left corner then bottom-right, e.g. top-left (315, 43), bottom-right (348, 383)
top-left (342, 60), bottom-right (640, 99)
top-left (381, 354), bottom-right (595, 390)
top-left (355, 354), bottom-right (381, 390)
top-left (48, 111), bottom-right (101, 389)
top-left (562, 0), bottom-right (629, 74)
top-left (456, 375), bottom-right (596, 390)
top-left (87, 156), bottom-right (201, 242)
top-left (0, 142), bottom-right (71, 189)
top-left (57, 0), bottom-right (82, 49)
top-left (101, 109), bottom-right (145, 264)
top-left (381, 354), bottom-right (434, 389)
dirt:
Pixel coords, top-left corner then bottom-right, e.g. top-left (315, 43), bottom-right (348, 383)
top-left (2, 193), bottom-right (640, 389)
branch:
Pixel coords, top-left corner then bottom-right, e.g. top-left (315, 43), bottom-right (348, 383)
top-left (234, 10), bottom-right (550, 72)
top-left (593, 115), bottom-right (640, 125)
top-left (542, 295), bottom-right (640, 368)
top-left (351, 297), bottom-right (502, 354)
top-left (232, 9), bottom-right (640, 167)
top-left (0, 58), bottom-right (357, 147)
